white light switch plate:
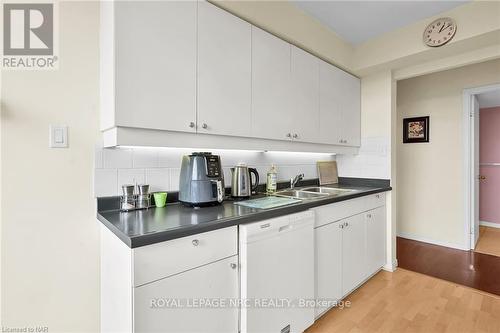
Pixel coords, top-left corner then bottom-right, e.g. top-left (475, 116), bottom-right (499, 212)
top-left (49, 125), bottom-right (68, 148)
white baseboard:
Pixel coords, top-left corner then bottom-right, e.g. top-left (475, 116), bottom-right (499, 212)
top-left (397, 232), bottom-right (469, 251)
top-left (480, 221), bottom-right (500, 229)
top-left (382, 259), bottom-right (398, 272)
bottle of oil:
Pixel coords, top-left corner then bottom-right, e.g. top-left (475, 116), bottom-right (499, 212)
top-left (266, 164), bottom-right (278, 194)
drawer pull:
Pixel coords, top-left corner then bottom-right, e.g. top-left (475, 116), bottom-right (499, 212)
top-left (192, 239), bottom-right (199, 246)
top-left (230, 263), bottom-right (237, 269)
top-left (367, 214), bottom-right (372, 218)
top-left (376, 194), bottom-right (380, 198)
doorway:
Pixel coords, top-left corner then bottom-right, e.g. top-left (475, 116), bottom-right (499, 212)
top-left (464, 84), bottom-right (500, 255)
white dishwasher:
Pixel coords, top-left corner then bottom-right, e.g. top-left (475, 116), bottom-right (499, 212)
top-left (239, 210), bottom-right (315, 333)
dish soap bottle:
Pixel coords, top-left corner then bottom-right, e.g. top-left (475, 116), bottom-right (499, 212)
top-left (266, 164), bottom-right (278, 194)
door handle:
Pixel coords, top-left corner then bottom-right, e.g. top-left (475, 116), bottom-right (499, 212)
top-left (479, 175), bottom-right (486, 180)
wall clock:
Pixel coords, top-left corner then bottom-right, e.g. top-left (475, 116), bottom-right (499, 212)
top-left (423, 17), bottom-right (457, 47)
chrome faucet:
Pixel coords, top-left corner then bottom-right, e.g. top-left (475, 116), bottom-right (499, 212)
top-left (290, 173), bottom-right (304, 189)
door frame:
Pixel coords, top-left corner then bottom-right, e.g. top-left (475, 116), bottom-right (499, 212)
top-left (463, 83), bottom-right (500, 250)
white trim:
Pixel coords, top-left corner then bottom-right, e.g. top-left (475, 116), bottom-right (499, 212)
top-left (480, 221), bottom-right (500, 229)
top-left (382, 259), bottom-right (398, 272)
top-left (463, 83), bottom-right (500, 250)
top-left (397, 232), bottom-right (469, 251)
top-left (481, 163), bottom-right (500, 166)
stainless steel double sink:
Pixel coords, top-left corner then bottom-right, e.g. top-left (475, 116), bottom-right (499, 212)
top-left (273, 187), bottom-right (357, 200)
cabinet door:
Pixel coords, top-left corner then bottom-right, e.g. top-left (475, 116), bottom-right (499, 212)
top-left (290, 46), bottom-right (320, 143)
top-left (341, 214), bottom-right (366, 296)
top-left (319, 61), bottom-right (343, 145)
top-left (198, 2), bottom-right (251, 137)
top-left (114, 1), bottom-right (197, 133)
top-left (315, 221), bottom-right (342, 318)
top-left (251, 27), bottom-right (293, 141)
top-left (365, 207), bottom-right (386, 277)
top-left (340, 72), bottom-right (361, 147)
top-left (134, 256), bottom-right (239, 333)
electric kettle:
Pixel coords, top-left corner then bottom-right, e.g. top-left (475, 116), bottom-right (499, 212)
top-left (231, 163), bottom-right (259, 198)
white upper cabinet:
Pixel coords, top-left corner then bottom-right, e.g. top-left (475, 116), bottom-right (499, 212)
top-left (101, 1), bottom-right (361, 150)
top-left (319, 60), bottom-right (361, 147)
top-left (251, 27), bottom-right (293, 141)
top-left (319, 60), bottom-right (342, 145)
top-left (107, 1), bottom-right (197, 132)
top-left (197, 2), bottom-right (252, 137)
top-left (291, 46), bottom-right (320, 143)
top-left (339, 71), bottom-right (361, 146)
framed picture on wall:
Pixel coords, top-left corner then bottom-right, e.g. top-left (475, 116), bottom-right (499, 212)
top-left (403, 116), bottom-right (430, 143)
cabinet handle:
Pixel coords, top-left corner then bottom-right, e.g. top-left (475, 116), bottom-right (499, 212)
top-left (286, 133), bottom-right (292, 138)
top-left (367, 214), bottom-right (372, 218)
top-left (192, 239), bottom-right (199, 246)
top-left (202, 123), bottom-right (208, 129)
top-left (345, 222), bottom-right (349, 227)
top-left (293, 133), bottom-right (298, 139)
top-left (376, 194), bottom-right (380, 198)
top-left (340, 224), bottom-right (344, 229)
top-left (230, 263), bottom-right (237, 269)
top-left (189, 122), bottom-right (195, 128)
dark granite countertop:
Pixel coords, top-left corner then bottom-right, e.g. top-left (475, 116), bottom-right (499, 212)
top-left (97, 178), bottom-right (391, 248)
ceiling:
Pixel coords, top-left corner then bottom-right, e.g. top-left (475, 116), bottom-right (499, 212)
top-left (477, 90), bottom-right (500, 108)
top-left (292, 1), bottom-right (468, 45)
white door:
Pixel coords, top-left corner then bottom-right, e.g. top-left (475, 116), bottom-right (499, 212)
top-left (472, 95), bottom-right (480, 248)
top-left (290, 46), bottom-right (320, 143)
top-left (340, 72), bottom-right (361, 147)
top-left (114, 1), bottom-right (197, 133)
top-left (134, 256), bottom-right (239, 333)
top-left (314, 221), bottom-right (342, 318)
top-left (197, 2), bottom-right (252, 137)
top-left (319, 60), bottom-right (342, 145)
top-left (365, 207), bottom-right (386, 277)
top-left (341, 214), bottom-right (366, 296)
top-left (251, 26), bottom-right (293, 141)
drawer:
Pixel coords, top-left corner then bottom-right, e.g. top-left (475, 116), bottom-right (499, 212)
top-left (364, 192), bottom-right (385, 211)
top-left (312, 193), bottom-right (386, 228)
top-left (133, 226), bottom-right (237, 286)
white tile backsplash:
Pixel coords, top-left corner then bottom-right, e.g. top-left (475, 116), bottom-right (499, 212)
top-left (94, 169), bottom-right (118, 197)
top-left (103, 148), bottom-right (133, 169)
top-left (169, 168), bottom-right (181, 191)
top-left (117, 169), bottom-right (145, 193)
top-left (133, 149), bottom-right (159, 168)
top-left (145, 168), bottom-right (170, 192)
top-left (94, 147), bottom-right (336, 197)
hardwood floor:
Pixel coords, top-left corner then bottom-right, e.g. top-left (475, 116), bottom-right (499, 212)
top-left (397, 237), bottom-right (500, 296)
top-left (306, 268), bottom-right (500, 333)
top-left (475, 226), bottom-right (500, 257)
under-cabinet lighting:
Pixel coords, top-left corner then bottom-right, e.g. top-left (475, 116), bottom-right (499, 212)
top-left (116, 145), bottom-right (336, 155)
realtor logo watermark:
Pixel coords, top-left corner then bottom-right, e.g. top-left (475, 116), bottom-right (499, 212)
top-left (2, 2), bottom-right (58, 69)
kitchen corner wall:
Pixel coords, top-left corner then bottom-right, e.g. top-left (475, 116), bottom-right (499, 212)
top-left (94, 145), bottom-right (335, 197)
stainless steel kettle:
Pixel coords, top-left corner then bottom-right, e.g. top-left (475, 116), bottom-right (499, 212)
top-left (231, 163), bottom-right (259, 198)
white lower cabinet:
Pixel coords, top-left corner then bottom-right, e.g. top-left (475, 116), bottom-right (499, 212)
top-left (341, 213), bottom-right (367, 296)
top-left (314, 221), bottom-right (342, 318)
top-left (102, 194), bottom-right (387, 332)
top-left (365, 207), bottom-right (386, 277)
top-left (313, 194), bottom-right (386, 318)
top-left (134, 256), bottom-right (239, 333)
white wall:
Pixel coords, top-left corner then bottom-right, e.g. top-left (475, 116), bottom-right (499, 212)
top-left (94, 146), bottom-right (335, 197)
top-left (1, 2), bottom-right (100, 331)
top-left (397, 59), bottom-right (500, 249)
